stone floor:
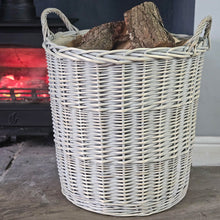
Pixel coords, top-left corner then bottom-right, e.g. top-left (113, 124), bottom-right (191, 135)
top-left (0, 137), bottom-right (220, 220)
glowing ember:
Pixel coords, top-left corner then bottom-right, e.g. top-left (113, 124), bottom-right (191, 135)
top-left (0, 74), bottom-right (49, 100)
top-left (5, 75), bottom-right (15, 80)
top-left (0, 74), bottom-right (49, 89)
top-left (0, 72), bottom-right (49, 101)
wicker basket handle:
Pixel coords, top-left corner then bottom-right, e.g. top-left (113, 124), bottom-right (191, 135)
top-left (186, 16), bottom-right (212, 52)
top-left (41, 8), bottom-right (79, 41)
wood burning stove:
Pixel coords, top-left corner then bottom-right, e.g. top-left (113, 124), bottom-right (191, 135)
top-left (0, 0), bottom-right (77, 138)
top-left (0, 48), bottom-right (52, 138)
top-left (0, 47), bottom-right (52, 138)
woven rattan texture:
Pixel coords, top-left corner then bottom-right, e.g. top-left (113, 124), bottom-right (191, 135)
top-left (41, 8), bottom-right (211, 216)
top-left (46, 53), bottom-right (204, 216)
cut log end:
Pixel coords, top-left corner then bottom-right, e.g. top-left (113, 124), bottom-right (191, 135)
top-left (124, 1), bottom-right (175, 48)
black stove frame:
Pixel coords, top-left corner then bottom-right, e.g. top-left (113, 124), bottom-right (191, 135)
top-left (0, 103), bottom-right (52, 137)
top-left (0, 88), bottom-right (51, 137)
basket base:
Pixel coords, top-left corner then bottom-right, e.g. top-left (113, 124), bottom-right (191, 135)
top-left (60, 183), bottom-right (189, 217)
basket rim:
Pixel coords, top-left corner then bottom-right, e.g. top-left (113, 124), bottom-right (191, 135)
top-left (43, 31), bottom-right (209, 64)
top-left (41, 9), bottom-right (211, 64)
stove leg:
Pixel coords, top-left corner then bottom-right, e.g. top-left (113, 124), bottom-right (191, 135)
top-left (0, 135), bottom-right (8, 143)
top-left (10, 136), bottom-right (17, 142)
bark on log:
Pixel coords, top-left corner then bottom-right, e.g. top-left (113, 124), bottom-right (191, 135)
top-left (65, 35), bottom-right (83, 47)
top-left (68, 21), bottom-right (127, 50)
top-left (113, 27), bottom-right (132, 50)
top-left (124, 2), bottom-right (175, 48)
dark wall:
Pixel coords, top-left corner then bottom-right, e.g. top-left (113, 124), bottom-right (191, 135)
top-left (34, 0), bottom-right (173, 30)
top-left (0, 0), bottom-right (195, 34)
top-left (172, 0), bottom-right (195, 35)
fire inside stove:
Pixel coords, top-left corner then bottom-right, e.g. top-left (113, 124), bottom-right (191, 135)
top-left (0, 48), bottom-right (49, 102)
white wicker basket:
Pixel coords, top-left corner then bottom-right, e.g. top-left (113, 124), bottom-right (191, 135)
top-left (41, 8), bottom-right (212, 216)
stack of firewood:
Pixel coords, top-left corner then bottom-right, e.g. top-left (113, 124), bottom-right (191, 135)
top-left (66, 2), bottom-right (186, 50)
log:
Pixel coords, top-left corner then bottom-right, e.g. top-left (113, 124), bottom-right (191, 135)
top-left (113, 35), bottom-right (132, 50)
top-left (65, 35), bottom-right (83, 47)
top-left (68, 21), bottom-right (127, 50)
top-left (124, 2), bottom-right (175, 48)
top-left (113, 26), bottom-right (132, 50)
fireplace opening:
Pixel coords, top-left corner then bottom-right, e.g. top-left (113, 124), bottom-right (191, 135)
top-left (0, 47), bottom-right (49, 102)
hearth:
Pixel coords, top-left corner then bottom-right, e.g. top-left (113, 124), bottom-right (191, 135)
top-left (0, 0), bottom-right (77, 139)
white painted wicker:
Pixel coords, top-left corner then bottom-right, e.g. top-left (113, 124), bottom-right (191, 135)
top-left (41, 8), bottom-right (212, 216)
